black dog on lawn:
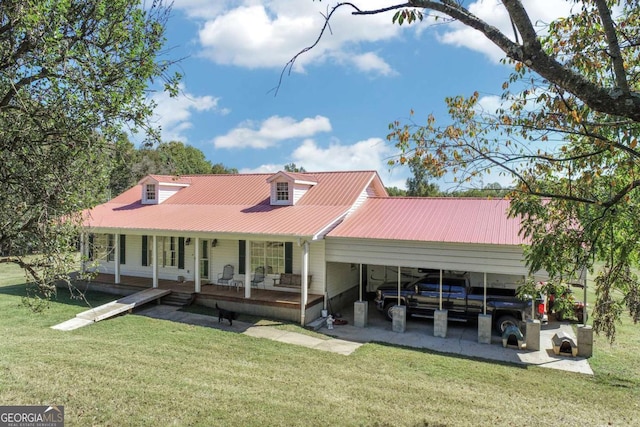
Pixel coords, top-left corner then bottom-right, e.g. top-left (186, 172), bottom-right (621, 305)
top-left (216, 303), bottom-right (237, 326)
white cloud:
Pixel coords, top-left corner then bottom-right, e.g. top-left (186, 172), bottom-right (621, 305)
top-left (290, 138), bottom-right (389, 171)
top-left (241, 137), bottom-right (409, 189)
top-left (149, 84), bottom-right (228, 142)
top-left (436, 0), bottom-right (578, 62)
top-left (477, 94), bottom-right (503, 114)
top-left (348, 52), bottom-right (397, 76)
top-left (176, 0), bottom-right (405, 74)
top-left (213, 115), bottom-right (332, 149)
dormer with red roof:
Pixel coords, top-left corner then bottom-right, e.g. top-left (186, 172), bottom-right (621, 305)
top-left (139, 175), bottom-right (191, 205)
top-left (266, 171), bottom-right (317, 206)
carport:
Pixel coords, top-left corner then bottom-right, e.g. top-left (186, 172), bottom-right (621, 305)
top-left (324, 197), bottom-right (547, 343)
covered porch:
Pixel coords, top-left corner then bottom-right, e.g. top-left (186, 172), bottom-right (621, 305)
top-left (76, 273), bottom-right (324, 324)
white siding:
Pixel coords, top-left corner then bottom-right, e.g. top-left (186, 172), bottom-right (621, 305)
top-left (292, 183), bottom-right (310, 204)
top-left (209, 238), bottom-right (240, 284)
top-left (325, 237), bottom-right (530, 276)
top-left (89, 234), bottom-right (196, 281)
top-left (326, 261), bottom-right (359, 298)
top-left (157, 185), bottom-right (181, 204)
top-left (344, 185), bottom-right (375, 217)
top-left (193, 237), bottom-right (326, 295)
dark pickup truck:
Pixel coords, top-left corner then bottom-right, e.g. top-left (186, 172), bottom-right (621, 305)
top-left (374, 273), bottom-right (535, 333)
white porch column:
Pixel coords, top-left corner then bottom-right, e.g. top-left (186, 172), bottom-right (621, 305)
top-left (244, 240), bottom-right (251, 299)
top-left (114, 234), bottom-right (121, 284)
top-left (79, 233), bottom-right (86, 274)
top-left (300, 241), bottom-right (310, 325)
top-left (152, 235), bottom-right (158, 288)
top-left (194, 237), bottom-right (201, 293)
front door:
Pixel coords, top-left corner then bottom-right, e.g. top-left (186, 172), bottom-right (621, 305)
top-left (199, 239), bottom-right (209, 281)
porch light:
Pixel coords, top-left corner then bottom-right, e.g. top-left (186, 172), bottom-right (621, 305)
top-left (212, 239), bottom-right (218, 247)
top-left (185, 238), bottom-right (191, 246)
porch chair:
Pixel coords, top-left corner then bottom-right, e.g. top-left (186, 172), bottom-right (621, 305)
top-left (217, 264), bottom-right (234, 287)
top-left (251, 266), bottom-right (266, 289)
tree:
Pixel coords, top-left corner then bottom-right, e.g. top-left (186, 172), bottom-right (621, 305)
top-left (110, 141), bottom-right (237, 196)
top-left (284, 163), bottom-right (307, 173)
top-left (405, 156), bottom-right (440, 197)
top-left (0, 0), bottom-right (179, 301)
top-left (386, 186), bottom-right (407, 197)
top-left (448, 183), bottom-right (509, 198)
top-left (157, 141), bottom-right (213, 175)
top-left (109, 134), bottom-right (141, 198)
top-left (298, 1), bottom-right (640, 341)
top-left (210, 163), bottom-right (238, 174)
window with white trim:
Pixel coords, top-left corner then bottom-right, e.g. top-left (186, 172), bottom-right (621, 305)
top-left (162, 236), bottom-right (177, 268)
top-left (276, 182), bottom-right (289, 201)
top-left (145, 184), bottom-right (156, 201)
top-left (107, 234), bottom-right (115, 262)
top-left (250, 241), bottom-right (284, 274)
top-left (92, 234), bottom-right (115, 262)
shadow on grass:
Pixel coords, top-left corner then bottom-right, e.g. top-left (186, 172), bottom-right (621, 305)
top-left (370, 340), bottom-right (530, 370)
top-left (0, 281), bottom-right (119, 309)
top-left (178, 303), bottom-right (288, 326)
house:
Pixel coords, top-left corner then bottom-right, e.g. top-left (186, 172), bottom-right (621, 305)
top-left (81, 170), bottom-right (537, 326)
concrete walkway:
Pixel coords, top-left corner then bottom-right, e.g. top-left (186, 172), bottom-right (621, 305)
top-left (135, 304), bottom-right (593, 375)
top-left (134, 304), bottom-right (362, 356)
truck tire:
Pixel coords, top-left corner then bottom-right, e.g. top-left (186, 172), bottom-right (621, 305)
top-left (496, 315), bottom-right (518, 334)
top-left (384, 302), bottom-right (398, 321)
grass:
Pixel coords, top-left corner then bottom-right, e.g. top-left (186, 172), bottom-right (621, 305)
top-left (1, 262), bottom-right (639, 426)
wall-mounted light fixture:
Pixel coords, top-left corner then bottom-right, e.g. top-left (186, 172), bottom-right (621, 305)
top-left (211, 239), bottom-right (218, 247)
top-left (185, 238), bottom-right (191, 246)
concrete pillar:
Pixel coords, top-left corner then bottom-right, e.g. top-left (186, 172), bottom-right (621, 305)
top-left (478, 314), bottom-right (492, 344)
top-left (434, 309), bottom-right (448, 338)
top-left (525, 319), bottom-right (541, 351)
top-left (577, 325), bottom-right (594, 358)
top-left (354, 300), bottom-right (368, 328)
top-left (391, 305), bottom-right (406, 333)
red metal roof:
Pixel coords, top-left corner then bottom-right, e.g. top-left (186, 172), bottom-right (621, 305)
top-left (85, 171), bottom-right (386, 237)
top-left (327, 197), bottom-right (527, 245)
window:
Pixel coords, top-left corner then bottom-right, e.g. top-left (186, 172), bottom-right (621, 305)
top-left (276, 182), bottom-right (289, 201)
top-left (142, 235), bottom-right (153, 267)
top-left (145, 184), bottom-right (156, 201)
top-left (162, 237), bottom-right (177, 268)
top-left (106, 234), bottom-right (115, 262)
top-left (92, 234), bottom-right (115, 262)
top-left (250, 241), bottom-right (285, 274)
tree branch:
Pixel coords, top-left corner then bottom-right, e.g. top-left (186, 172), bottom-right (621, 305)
top-left (594, 0), bottom-right (629, 94)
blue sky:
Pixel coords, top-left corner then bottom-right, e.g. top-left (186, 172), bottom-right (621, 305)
top-left (148, 1), bottom-right (571, 190)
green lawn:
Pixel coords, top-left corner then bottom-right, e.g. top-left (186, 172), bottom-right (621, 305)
top-left (1, 263), bottom-right (638, 426)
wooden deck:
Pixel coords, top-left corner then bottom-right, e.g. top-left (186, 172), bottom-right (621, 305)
top-left (83, 273), bottom-right (324, 310)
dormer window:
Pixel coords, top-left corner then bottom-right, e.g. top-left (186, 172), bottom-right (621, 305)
top-left (276, 182), bottom-right (289, 201)
top-left (145, 184), bottom-right (156, 201)
top-left (267, 171), bottom-right (317, 206)
top-left (139, 175), bottom-right (191, 205)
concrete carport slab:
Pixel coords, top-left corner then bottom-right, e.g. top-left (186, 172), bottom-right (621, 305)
top-left (323, 301), bottom-right (593, 375)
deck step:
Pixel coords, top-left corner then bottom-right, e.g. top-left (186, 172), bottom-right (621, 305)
top-left (161, 292), bottom-right (195, 307)
top-left (306, 316), bottom-right (327, 331)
